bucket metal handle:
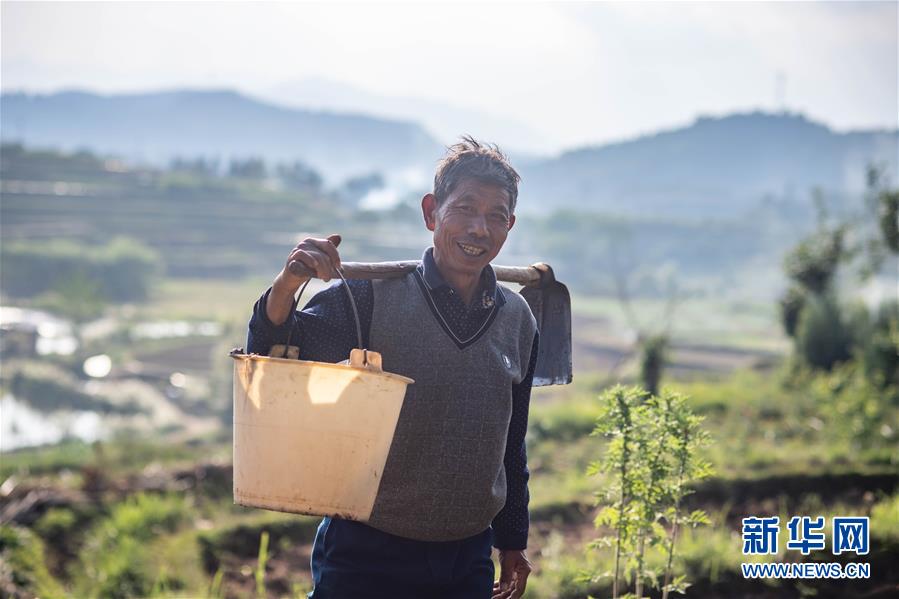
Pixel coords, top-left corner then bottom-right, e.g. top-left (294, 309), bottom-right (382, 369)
top-left (282, 267), bottom-right (369, 366)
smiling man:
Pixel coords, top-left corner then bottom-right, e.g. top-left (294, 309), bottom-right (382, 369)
top-left (247, 137), bottom-right (538, 599)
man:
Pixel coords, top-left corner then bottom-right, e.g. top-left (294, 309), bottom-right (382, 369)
top-left (247, 137), bottom-right (538, 599)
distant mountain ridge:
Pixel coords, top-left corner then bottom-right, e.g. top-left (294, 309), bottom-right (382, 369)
top-left (0, 89), bottom-right (443, 183)
top-left (265, 76), bottom-right (548, 155)
top-left (518, 112), bottom-right (898, 216)
top-left (2, 90), bottom-right (896, 217)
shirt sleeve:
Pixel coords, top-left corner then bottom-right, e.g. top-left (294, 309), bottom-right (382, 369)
top-left (246, 279), bottom-right (373, 363)
top-left (491, 330), bottom-right (539, 550)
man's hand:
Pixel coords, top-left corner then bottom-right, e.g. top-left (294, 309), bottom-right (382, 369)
top-left (492, 549), bottom-right (532, 598)
top-left (282, 233), bottom-right (343, 286)
top-left (267, 234), bottom-right (342, 326)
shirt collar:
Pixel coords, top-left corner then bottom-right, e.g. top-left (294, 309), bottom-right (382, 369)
top-left (419, 247), bottom-right (506, 309)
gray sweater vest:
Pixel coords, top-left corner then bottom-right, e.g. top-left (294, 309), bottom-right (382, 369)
top-left (365, 271), bottom-right (537, 541)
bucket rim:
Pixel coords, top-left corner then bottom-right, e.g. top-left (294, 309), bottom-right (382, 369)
top-left (231, 352), bottom-right (414, 385)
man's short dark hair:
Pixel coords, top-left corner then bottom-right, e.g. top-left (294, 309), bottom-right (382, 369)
top-left (433, 136), bottom-right (521, 213)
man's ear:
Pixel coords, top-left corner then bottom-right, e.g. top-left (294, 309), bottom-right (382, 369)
top-left (422, 193), bottom-right (438, 231)
top-left (508, 213), bottom-right (516, 231)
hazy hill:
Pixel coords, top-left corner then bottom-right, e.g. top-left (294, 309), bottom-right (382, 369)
top-left (265, 76), bottom-right (547, 155)
top-left (0, 144), bottom-right (800, 299)
top-left (518, 112), bottom-right (898, 217)
top-left (0, 144), bottom-right (431, 280)
top-left (0, 89), bottom-right (443, 183)
top-left (3, 90), bottom-right (895, 218)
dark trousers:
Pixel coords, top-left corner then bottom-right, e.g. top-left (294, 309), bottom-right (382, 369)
top-left (308, 517), bottom-right (495, 599)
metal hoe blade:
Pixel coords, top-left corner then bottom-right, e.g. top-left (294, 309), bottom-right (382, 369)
top-left (518, 264), bottom-right (573, 386)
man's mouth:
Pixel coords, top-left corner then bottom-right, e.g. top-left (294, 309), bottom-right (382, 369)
top-left (457, 242), bottom-right (487, 257)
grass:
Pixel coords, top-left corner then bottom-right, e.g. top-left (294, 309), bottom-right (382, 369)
top-left (136, 276), bottom-right (275, 323)
top-left (570, 293), bottom-right (790, 353)
top-left (527, 494), bottom-right (899, 599)
top-left (0, 525), bottom-right (67, 599)
top-left (521, 364), bottom-right (897, 595)
top-left (870, 494), bottom-right (899, 543)
top-left (19, 486), bottom-right (320, 598)
top-left (0, 436), bottom-right (229, 481)
top-left (6, 371), bottom-right (896, 598)
top-left (136, 276), bottom-right (342, 324)
top-left (197, 513), bottom-right (321, 571)
top-left (528, 366), bottom-right (892, 494)
top-left (4, 315), bottom-right (895, 598)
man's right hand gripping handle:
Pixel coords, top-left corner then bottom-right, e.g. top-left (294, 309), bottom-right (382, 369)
top-left (266, 234), bottom-right (343, 326)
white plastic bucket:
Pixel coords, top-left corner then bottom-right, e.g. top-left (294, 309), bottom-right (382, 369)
top-left (231, 348), bottom-right (412, 520)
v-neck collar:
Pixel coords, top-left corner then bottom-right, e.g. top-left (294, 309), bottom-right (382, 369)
top-left (418, 247), bottom-right (506, 310)
top-left (413, 247), bottom-right (504, 350)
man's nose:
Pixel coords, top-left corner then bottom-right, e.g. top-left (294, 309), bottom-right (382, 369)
top-left (467, 215), bottom-right (489, 238)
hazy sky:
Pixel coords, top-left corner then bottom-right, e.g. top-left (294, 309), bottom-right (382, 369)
top-left (2, 1), bottom-right (896, 152)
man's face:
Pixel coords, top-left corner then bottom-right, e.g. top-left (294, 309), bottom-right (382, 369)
top-left (422, 178), bottom-right (516, 279)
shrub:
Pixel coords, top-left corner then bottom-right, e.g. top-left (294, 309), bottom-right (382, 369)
top-left (587, 386), bottom-right (712, 599)
top-left (809, 362), bottom-right (899, 452)
top-left (783, 227), bottom-right (846, 295)
top-left (0, 237), bottom-right (161, 302)
top-left (778, 285), bottom-right (806, 338)
top-left (639, 334), bottom-right (669, 396)
top-left (794, 294), bottom-right (853, 371)
top-left (0, 525), bottom-right (66, 598)
top-left (858, 300), bottom-right (899, 388)
top-left (34, 507), bottom-right (78, 545)
top-left (870, 494), bottom-right (899, 544)
top-left (877, 188), bottom-right (899, 253)
top-left (73, 493), bottom-right (188, 598)
top-left (104, 493), bottom-right (187, 539)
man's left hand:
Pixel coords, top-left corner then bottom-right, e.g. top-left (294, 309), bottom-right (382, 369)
top-left (492, 549), bottom-right (532, 598)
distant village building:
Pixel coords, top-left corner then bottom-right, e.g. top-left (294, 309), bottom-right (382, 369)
top-left (0, 322), bottom-right (38, 359)
top-left (0, 306), bottom-right (78, 357)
